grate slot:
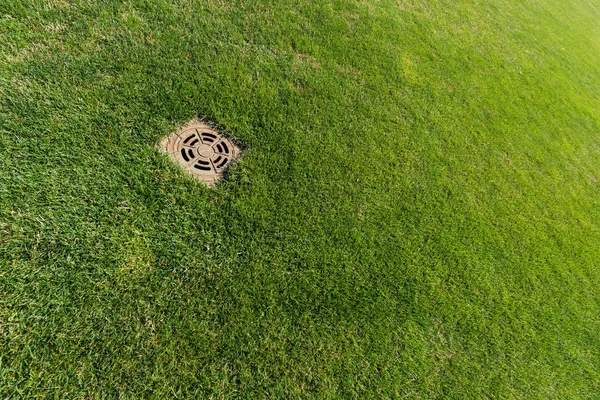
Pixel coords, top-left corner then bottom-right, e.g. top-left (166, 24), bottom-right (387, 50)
top-left (181, 148), bottom-right (189, 162)
top-left (217, 158), bottom-right (228, 168)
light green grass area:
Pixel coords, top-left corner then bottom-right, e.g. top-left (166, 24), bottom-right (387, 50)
top-left (1, 0), bottom-right (600, 397)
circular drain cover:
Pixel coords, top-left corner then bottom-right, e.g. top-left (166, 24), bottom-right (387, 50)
top-left (160, 119), bottom-right (242, 185)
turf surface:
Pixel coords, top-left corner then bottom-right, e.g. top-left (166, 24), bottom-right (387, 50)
top-left (1, 0), bottom-right (600, 397)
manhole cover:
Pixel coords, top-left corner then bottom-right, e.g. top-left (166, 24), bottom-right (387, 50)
top-left (159, 119), bottom-right (242, 185)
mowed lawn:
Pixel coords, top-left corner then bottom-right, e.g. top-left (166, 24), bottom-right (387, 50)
top-left (1, 0), bottom-right (600, 397)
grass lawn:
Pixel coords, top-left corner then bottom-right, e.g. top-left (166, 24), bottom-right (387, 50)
top-left (1, 0), bottom-right (600, 397)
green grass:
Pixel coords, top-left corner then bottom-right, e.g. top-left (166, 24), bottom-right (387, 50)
top-left (1, 0), bottom-right (600, 397)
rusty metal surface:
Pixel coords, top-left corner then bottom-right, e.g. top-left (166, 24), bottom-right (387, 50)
top-left (160, 119), bottom-right (241, 185)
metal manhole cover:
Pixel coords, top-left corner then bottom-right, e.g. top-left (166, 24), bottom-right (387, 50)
top-left (159, 119), bottom-right (242, 185)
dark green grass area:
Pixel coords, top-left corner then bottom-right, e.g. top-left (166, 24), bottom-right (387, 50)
top-left (1, 0), bottom-right (600, 397)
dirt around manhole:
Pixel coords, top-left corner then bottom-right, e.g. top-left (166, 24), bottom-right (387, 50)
top-left (159, 119), bottom-right (242, 186)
